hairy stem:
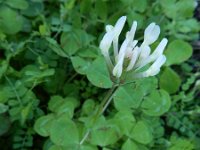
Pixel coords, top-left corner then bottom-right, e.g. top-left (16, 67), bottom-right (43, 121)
top-left (79, 84), bottom-right (118, 145)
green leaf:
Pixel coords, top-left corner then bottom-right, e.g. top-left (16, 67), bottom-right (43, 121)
top-left (122, 139), bottom-right (139, 150)
top-left (114, 83), bottom-right (144, 110)
top-left (79, 145), bottom-right (98, 150)
top-left (132, 0), bottom-right (147, 13)
top-left (0, 61), bottom-right (8, 79)
top-left (50, 117), bottom-right (79, 147)
top-left (176, 0), bottom-right (195, 18)
top-left (21, 1), bottom-right (44, 17)
top-left (80, 0), bottom-right (92, 14)
top-left (127, 11), bottom-right (144, 29)
top-left (55, 101), bottom-right (75, 118)
top-left (48, 145), bottom-right (64, 150)
top-left (86, 57), bottom-right (113, 88)
top-left (47, 95), bottom-right (62, 111)
top-left (129, 121), bottom-right (152, 144)
top-left (20, 102), bottom-right (32, 125)
top-left (160, 67), bottom-right (181, 94)
top-left (39, 24), bottom-right (50, 36)
top-left (0, 87), bottom-right (10, 103)
top-left (160, 0), bottom-right (195, 19)
top-left (46, 37), bottom-right (69, 58)
top-left (0, 115), bottom-right (10, 136)
top-left (0, 103), bottom-right (8, 114)
top-left (60, 29), bottom-right (95, 55)
top-left (0, 6), bottom-right (23, 34)
top-left (95, 0), bottom-right (107, 20)
top-left (176, 19), bottom-right (200, 33)
top-left (90, 117), bottom-right (120, 147)
top-left (113, 110), bottom-right (136, 136)
top-left (5, 0), bottom-right (28, 10)
top-left (141, 90), bottom-right (171, 116)
top-left (81, 99), bottom-right (95, 116)
top-left (169, 136), bottom-right (194, 150)
top-left (77, 46), bottom-right (98, 58)
top-left (71, 56), bottom-right (91, 75)
top-left (165, 40), bottom-right (193, 66)
top-left (34, 114), bottom-right (55, 137)
top-left (49, 144), bottom-right (98, 150)
top-left (48, 96), bottom-right (77, 118)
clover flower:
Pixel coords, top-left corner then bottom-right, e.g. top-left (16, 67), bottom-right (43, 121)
top-left (100, 16), bottom-right (168, 78)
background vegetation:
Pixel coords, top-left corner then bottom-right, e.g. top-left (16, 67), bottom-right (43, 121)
top-left (0, 0), bottom-right (199, 150)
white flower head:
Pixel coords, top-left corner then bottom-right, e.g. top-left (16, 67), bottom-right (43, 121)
top-left (99, 16), bottom-right (168, 79)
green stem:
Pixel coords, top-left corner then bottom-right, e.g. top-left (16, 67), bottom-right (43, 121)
top-left (94, 85), bottom-right (118, 118)
top-left (79, 84), bottom-right (118, 145)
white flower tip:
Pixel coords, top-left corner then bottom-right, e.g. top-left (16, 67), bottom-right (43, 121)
top-left (162, 38), bottom-right (168, 46)
top-left (155, 38), bottom-right (168, 54)
top-left (144, 22), bottom-right (160, 45)
top-left (106, 25), bottom-right (114, 32)
top-left (131, 21), bottom-right (137, 31)
top-left (119, 16), bottom-right (127, 22)
top-left (142, 54), bottom-right (166, 77)
top-left (145, 23), bottom-right (156, 33)
top-left (113, 63), bottom-right (123, 78)
top-left (116, 16), bottom-right (127, 27)
top-left (133, 21), bottom-right (137, 26)
top-left (99, 32), bottom-right (114, 55)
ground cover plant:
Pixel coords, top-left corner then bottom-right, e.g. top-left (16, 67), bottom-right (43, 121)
top-left (0, 0), bottom-right (200, 150)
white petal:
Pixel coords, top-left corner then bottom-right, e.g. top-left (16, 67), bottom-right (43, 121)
top-left (106, 25), bottom-right (114, 32)
top-left (114, 16), bottom-right (127, 36)
top-left (139, 45), bottom-right (151, 61)
top-left (135, 38), bottom-right (168, 70)
top-left (134, 55), bottom-right (166, 78)
top-left (126, 47), bottom-right (139, 71)
top-left (126, 21), bottom-right (137, 41)
top-left (99, 32), bottom-right (114, 68)
top-left (144, 23), bottom-right (156, 35)
top-left (112, 61), bottom-right (123, 78)
top-left (148, 38), bottom-right (168, 61)
top-left (144, 23), bottom-right (160, 45)
top-left (99, 32), bottom-right (114, 56)
top-left (145, 55), bottom-right (166, 76)
top-left (132, 40), bottom-right (138, 47)
top-left (113, 16), bottom-right (127, 58)
top-left (125, 40), bottom-right (138, 58)
top-left (117, 39), bottom-right (129, 61)
top-left (113, 52), bottom-right (126, 78)
top-left (134, 45), bottom-right (151, 69)
top-left (113, 38), bottom-right (129, 77)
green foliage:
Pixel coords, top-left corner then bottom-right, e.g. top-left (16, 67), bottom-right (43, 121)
top-left (168, 135), bottom-right (195, 150)
top-left (0, 0), bottom-right (199, 149)
top-left (0, 6), bottom-right (23, 34)
top-left (165, 40), bottom-right (193, 66)
top-left (122, 139), bottom-right (139, 150)
top-left (89, 117), bottom-right (120, 147)
top-left (159, 67), bottom-right (181, 94)
top-left (86, 57), bottom-right (113, 88)
top-left (129, 121), bottom-right (153, 144)
top-left (50, 117), bottom-right (79, 147)
top-left (141, 90), bottom-right (171, 116)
